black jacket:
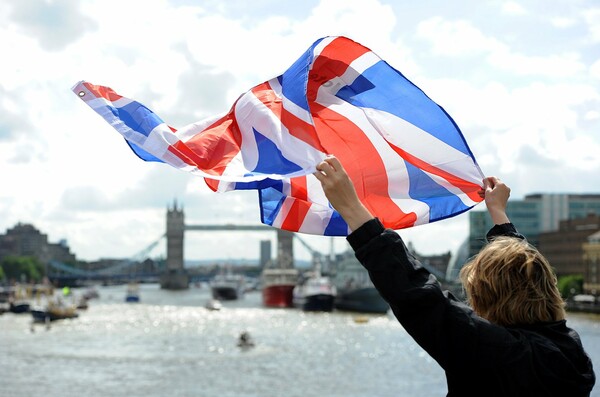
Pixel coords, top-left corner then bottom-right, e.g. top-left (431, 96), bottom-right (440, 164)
top-left (347, 219), bottom-right (595, 397)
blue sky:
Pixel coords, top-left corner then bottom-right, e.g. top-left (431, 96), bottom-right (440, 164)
top-left (0, 0), bottom-right (598, 263)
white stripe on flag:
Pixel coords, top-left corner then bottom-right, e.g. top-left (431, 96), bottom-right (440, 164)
top-left (269, 78), bottom-right (313, 127)
top-left (271, 196), bottom-right (295, 229)
top-left (365, 108), bottom-right (483, 183)
top-left (234, 87), bottom-right (326, 176)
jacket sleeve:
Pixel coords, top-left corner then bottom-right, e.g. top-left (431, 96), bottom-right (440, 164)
top-left (486, 223), bottom-right (525, 242)
top-left (346, 218), bottom-right (521, 371)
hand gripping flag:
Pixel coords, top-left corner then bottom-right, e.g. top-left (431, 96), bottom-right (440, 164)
top-left (73, 36), bottom-right (484, 236)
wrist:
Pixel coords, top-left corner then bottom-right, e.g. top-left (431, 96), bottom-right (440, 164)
top-left (489, 209), bottom-right (510, 225)
top-left (339, 204), bottom-right (374, 231)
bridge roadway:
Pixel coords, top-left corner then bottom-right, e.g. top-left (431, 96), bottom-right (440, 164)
top-left (185, 224), bottom-right (273, 231)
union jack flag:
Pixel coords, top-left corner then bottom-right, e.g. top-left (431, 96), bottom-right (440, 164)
top-left (73, 36), bottom-right (484, 236)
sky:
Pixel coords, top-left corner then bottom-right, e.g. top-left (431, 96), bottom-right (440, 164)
top-left (0, 0), bottom-right (598, 264)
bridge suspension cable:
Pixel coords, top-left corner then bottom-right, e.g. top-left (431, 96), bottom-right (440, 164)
top-left (48, 233), bottom-right (166, 277)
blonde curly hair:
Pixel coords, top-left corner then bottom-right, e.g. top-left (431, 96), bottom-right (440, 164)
top-left (459, 237), bottom-right (566, 326)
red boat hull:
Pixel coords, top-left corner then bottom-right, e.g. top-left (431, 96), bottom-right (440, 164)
top-left (262, 285), bottom-right (295, 308)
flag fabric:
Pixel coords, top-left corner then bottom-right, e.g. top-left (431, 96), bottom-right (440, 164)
top-left (73, 35), bottom-right (484, 236)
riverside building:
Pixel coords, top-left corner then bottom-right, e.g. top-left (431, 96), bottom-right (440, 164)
top-left (446, 194), bottom-right (600, 284)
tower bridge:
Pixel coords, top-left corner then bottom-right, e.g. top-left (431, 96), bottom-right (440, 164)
top-left (162, 201), bottom-right (294, 290)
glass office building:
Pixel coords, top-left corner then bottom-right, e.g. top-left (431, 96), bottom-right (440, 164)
top-left (445, 194), bottom-right (600, 281)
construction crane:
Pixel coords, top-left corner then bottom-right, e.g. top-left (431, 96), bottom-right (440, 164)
top-left (294, 234), bottom-right (323, 263)
top-left (293, 234), bottom-right (341, 276)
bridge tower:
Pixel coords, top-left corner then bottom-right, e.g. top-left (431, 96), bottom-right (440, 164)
top-left (160, 200), bottom-right (189, 290)
top-left (276, 229), bottom-right (294, 268)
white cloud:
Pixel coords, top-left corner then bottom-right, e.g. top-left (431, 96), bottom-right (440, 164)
top-left (583, 8), bottom-right (600, 42)
top-left (549, 17), bottom-right (577, 28)
top-left (591, 59), bottom-right (600, 79)
top-left (488, 50), bottom-right (585, 77)
top-left (585, 110), bottom-right (600, 120)
top-left (501, 1), bottom-right (528, 16)
top-left (3, 0), bottom-right (97, 51)
top-left (417, 17), bottom-right (585, 78)
top-left (417, 17), bottom-right (503, 56)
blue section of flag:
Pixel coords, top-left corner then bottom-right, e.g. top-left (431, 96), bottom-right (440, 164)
top-left (118, 102), bottom-right (164, 138)
top-left (233, 178), bottom-right (282, 191)
top-left (279, 39), bottom-right (324, 113)
top-left (323, 211), bottom-right (348, 236)
top-left (336, 60), bottom-right (470, 155)
top-left (251, 128), bottom-right (303, 175)
top-left (107, 100), bottom-right (164, 162)
top-left (404, 161), bottom-right (469, 221)
top-left (126, 140), bottom-right (163, 162)
top-left (258, 186), bottom-right (287, 226)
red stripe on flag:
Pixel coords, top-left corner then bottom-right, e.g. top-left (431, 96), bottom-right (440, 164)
top-left (306, 37), bottom-right (370, 103)
top-left (167, 108), bottom-right (242, 176)
top-left (204, 178), bottom-right (220, 192)
top-left (311, 102), bottom-right (417, 229)
top-left (290, 176), bottom-right (308, 201)
top-left (83, 82), bottom-right (123, 101)
top-left (251, 83), bottom-right (326, 152)
top-left (387, 142), bottom-right (483, 203)
top-left (280, 197), bottom-right (311, 232)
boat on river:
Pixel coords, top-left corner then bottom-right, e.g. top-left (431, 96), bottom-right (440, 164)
top-left (293, 262), bottom-right (336, 312)
top-left (6, 284), bottom-right (32, 313)
top-left (125, 282), bottom-right (141, 302)
top-left (30, 297), bottom-right (78, 323)
top-left (262, 268), bottom-right (299, 308)
top-left (204, 298), bottom-right (223, 311)
top-left (331, 251), bottom-right (389, 314)
top-left (210, 273), bottom-right (245, 301)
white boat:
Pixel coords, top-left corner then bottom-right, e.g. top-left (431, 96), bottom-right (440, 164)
top-left (125, 282), bottom-right (140, 302)
top-left (204, 298), bottom-right (223, 311)
top-left (210, 273), bottom-right (245, 301)
top-left (293, 262), bottom-right (337, 312)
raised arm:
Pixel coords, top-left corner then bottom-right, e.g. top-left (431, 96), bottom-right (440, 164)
top-left (479, 176), bottom-right (525, 241)
top-left (481, 176), bottom-right (511, 225)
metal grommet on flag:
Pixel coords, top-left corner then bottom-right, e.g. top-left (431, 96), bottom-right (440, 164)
top-left (78, 91), bottom-right (85, 97)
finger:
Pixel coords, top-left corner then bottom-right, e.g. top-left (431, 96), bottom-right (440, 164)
top-left (316, 160), bottom-right (334, 174)
top-left (323, 155), bottom-right (343, 172)
top-left (484, 176), bottom-right (497, 191)
top-left (313, 170), bottom-right (325, 182)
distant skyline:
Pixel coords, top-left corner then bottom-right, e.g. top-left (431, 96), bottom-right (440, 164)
top-left (0, 0), bottom-right (598, 262)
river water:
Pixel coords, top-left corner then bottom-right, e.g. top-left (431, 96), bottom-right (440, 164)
top-left (1, 283), bottom-right (598, 397)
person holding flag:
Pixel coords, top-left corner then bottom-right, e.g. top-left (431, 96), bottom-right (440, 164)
top-left (314, 155), bottom-right (595, 396)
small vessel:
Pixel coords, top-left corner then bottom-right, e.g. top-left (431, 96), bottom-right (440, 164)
top-left (8, 284), bottom-right (31, 313)
top-left (125, 282), bottom-right (141, 302)
top-left (261, 267), bottom-right (299, 308)
top-left (210, 272), bottom-right (245, 301)
top-left (9, 299), bottom-right (31, 314)
top-left (293, 261), bottom-right (337, 312)
top-left (237, 331), bottom-right (255, 350)
top-left (82, 286), bottom-right (100, 300)
top-left (204, 298), bottom-right (222, 311)
top-left (30, 297), bottom-right (78, 323)
top-left (331, 250), bottom-right (389, 314)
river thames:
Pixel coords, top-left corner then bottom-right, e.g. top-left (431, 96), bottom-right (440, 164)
top-left (1, 283), bottom-right (598, 397)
